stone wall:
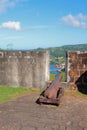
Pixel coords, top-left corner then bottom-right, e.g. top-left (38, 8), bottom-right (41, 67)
top-left (66, 51), bottom-right (87, 89)
top-left (0, 50), bottom-right (50, 89)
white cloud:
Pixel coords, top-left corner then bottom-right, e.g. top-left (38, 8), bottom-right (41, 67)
top-left (0, 21), bottom-right (54, 31)
top-left (77, 13), bottom-right (87, 20)
top-left (0, 21), bottom-right (21, 30)
top-left (60, 13), bottom-right (87, 28)
top-left (0, 0), bottom-right (25, 12)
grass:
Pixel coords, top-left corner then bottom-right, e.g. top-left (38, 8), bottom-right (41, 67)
top-left (50, 72), bottom-right (66, 82)
top-left (0, 86), bottom-right (41, 103)
top-left (0, 72), bottom-right (65, 104)
top-left (0, 80), bottom-right (87, 104)
top-left (50, 74), bottom-right (56, 81)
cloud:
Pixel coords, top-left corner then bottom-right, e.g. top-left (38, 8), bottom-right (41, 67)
top-left (0, 21), bottom-right (21, 30)
top-left (0, 0), bottom-right (25, 12)
top-left (0, 21), bottom-right (54, 31)
top-left (60, 13), bottom-right (87, 28)
top-left (77, 13), bottom-right (87, 20)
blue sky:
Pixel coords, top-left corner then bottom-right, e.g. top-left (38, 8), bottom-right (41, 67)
top-left (0, 0), bottom-right (87, 50)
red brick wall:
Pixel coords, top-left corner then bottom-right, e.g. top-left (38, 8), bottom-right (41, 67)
top-left (66, 51), bottom-right (87, 89)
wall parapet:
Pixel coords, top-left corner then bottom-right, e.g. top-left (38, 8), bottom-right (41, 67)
top-left (66, 51), bottom-right (87, 89)
top-left (0, 50), bottom-right (50, 89)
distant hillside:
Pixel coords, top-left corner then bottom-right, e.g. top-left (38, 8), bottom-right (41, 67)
top-left (36, 43), bottom-right (87, 58)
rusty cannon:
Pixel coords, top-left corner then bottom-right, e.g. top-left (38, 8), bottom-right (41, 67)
top-left (36, 73), bottom-right (64, 106)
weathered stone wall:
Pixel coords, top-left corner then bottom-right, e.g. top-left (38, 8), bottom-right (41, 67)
top-left (0, 50), bottom-right (50, 89)
top-left (66, 51), bottom-right (87, 89)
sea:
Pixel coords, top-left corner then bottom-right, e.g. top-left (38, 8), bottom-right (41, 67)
top-left (50, 64), bottom-right (61, 74)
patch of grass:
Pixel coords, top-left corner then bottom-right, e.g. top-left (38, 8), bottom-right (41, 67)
top-left (50, 72), bottom-right (66, 82)
top-left (50, 74), bottom-right (56, 81)
top-left (0, 86), bottom-right (41, 103)
top-left (61, 72), bottom-right (66, 82)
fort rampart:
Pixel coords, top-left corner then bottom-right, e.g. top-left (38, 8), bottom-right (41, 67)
top-left (0, 50), bottom-right (50, 89)
top-left (66, 51), bottom-right (87, 89)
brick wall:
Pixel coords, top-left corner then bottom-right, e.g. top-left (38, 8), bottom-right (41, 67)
top-left (66, 51), bottom-right (87, 89)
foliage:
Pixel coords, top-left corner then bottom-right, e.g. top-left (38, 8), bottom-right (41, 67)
top-left (49, 43), bottom-right (87, 58)
top-left (34, 43), bottom-right (87, 64)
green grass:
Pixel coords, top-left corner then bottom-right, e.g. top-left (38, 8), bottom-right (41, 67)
top-left (50, 72), bottom-right (66, 82)
top-left (50, 74), bottom-right (56, 81)
top-left (61, 72), bottom-right (66, 82)
top-left (0, 85), bottom-right (87, 104)
top-left (0, 86), bottom-right (41, 103)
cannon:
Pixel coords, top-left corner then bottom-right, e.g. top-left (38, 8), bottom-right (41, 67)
top-left (44, 74), bottom-right (62, 99)
top-left (36, 73), bottom-right (64, 106)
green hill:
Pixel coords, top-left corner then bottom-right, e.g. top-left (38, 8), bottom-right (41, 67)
top-left (36, 43), bottom-right (87, 57)
top-left (35, 43), bottom-right (87, 64)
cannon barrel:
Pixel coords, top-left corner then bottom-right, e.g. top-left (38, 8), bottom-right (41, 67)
top-left (44, 73), bottom-right (62, 99)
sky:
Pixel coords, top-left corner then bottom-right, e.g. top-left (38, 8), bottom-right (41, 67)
top-left (0, 0), bottom-right (87, 50)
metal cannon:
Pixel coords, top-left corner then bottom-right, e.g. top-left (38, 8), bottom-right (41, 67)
top-left (36, 73), bottom-right (64, 106)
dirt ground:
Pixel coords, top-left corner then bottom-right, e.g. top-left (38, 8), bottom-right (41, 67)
top-left (0, 91), bottom-right (87, 130)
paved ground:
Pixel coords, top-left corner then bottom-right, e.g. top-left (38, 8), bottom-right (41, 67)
top-left (0, 92), bottom-right (87, 130)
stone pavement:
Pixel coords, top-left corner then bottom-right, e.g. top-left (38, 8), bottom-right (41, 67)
top-left (0, 92), bottom-right (87, 130)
